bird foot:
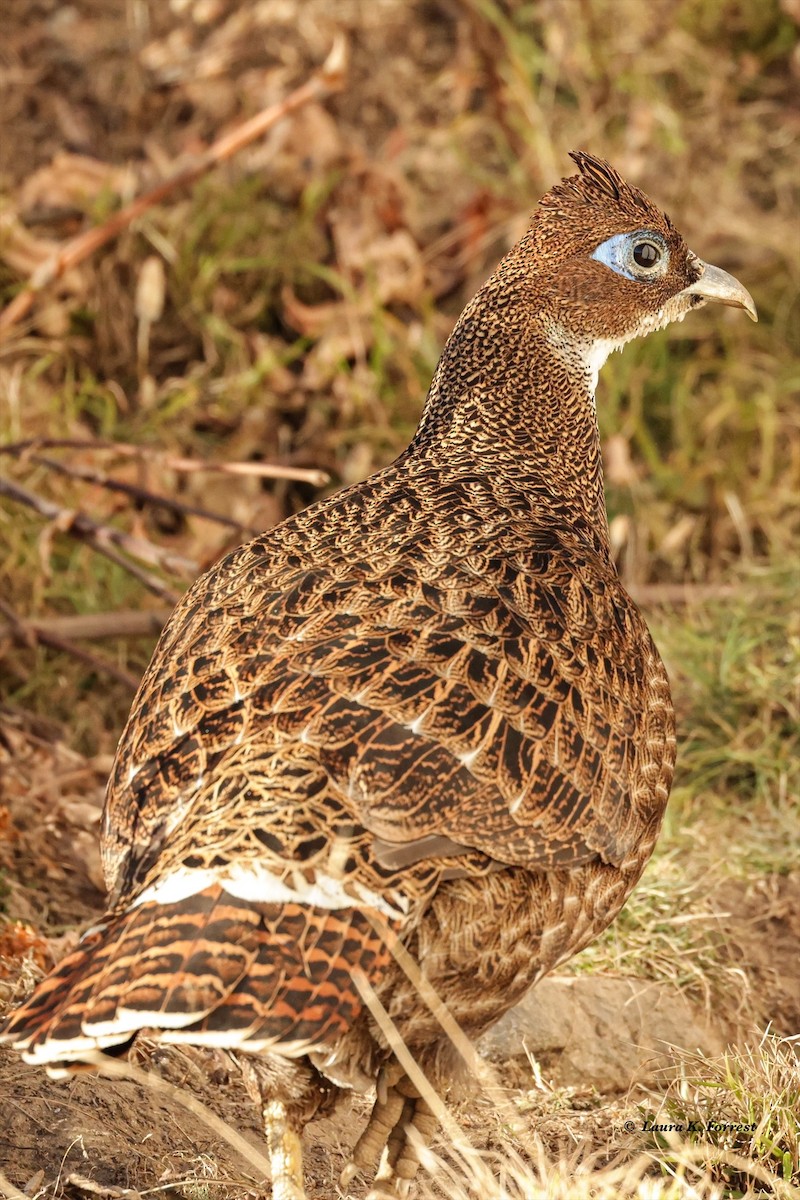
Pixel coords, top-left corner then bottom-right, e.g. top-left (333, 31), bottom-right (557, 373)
top-left (341, 1071), bottom-right (407, 1185)
top-left (343, 1071), bottom-right (435, 1197)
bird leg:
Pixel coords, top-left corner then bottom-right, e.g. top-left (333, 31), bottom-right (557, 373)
top-left (342, 1066), bottom-right (438, 1199)
top-left (263, 1097), bottom-right (305, 1200)
top-left (340, 1065), bottom-right (407, 1186)
top-left (237, 1054), bottom-right (310, 1200)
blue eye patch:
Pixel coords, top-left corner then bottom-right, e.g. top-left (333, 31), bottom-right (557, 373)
top-left (591, 231), bottom-right (668, 281)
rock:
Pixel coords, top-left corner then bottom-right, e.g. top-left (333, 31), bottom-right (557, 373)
top-left (478, 975), bottom-right (725, 1092)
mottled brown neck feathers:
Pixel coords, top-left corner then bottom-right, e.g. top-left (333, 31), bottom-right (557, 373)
top-left (408, 266), bottom-right (611, 547)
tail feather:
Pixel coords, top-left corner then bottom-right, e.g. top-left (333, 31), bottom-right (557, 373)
top-left (0, 884), bottom-right (394, 1067)
top-left (82, 890), bottom-right (261, 1034)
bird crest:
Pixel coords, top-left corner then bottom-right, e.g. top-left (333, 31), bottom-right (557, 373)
top-left (529, 151), bottom-right (677, 260)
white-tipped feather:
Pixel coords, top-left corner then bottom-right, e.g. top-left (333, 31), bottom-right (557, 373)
top-left (131, 862), bottom-right (408, 921)
top-left (82, 1004), bottom-right (212, 1038)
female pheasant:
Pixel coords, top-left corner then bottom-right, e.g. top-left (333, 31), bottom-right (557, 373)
top-left (1, 154), bottom-right (755, 1198)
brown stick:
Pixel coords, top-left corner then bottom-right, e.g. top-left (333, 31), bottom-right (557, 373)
top-left (0, 438), bottom-right (330, 487)
top-left (83, 1054), bottom-right (274, 1180)
top-left (0, 36), bottom-right (347, 340)
top-left (0, 477), bottom-right (183, 601)
top-left (0, 601), bottom-right (141, 691)
top-left (0, 476), bottom-right (195, 573)
top-left (28, 453), bottom-right (263, 534)
top-left (0, 608), bottom-right (172, 641)
top-left (626, 582), bottom-right (736, 606)
top-left (162, 455), bottom-right (330, 487)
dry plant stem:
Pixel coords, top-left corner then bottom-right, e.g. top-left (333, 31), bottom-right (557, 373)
top-left (0, 1169), bottom-right (29, 1200)
top-left (0, 599), bottom-right (141, 691)
top-left (627, 582), bottom-right (736, 606)
top-left (85, 1054), bottom-right (274, 1181)
top-left (351, 969), bottom-right (480, 1175)
top-left (71, 539), bottom-right (180, 603)
top-left (0, 476), bottom-right (187, 598)
top-left (366, 914), bottom-right (530, 1144)
top-left (0, 36), bottom-right (348, 341)
top-left (165, 455), bottom-right (330, 486)
top-left (646, 1140), bottom-right (797, 1198)
top-left (29, 453), bottom-right (262, 535)
top-left (0, 608), bottom-right (172, 641)
top-left (0, 438), bottom-right (330, 486)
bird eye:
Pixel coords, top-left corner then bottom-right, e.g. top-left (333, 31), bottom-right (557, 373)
top-left (632, 240), bottom-right (661, 270)
top-left (591, 231), bottom-right (668, 281)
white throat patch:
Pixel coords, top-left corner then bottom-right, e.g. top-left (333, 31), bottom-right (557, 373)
top-left (583, 337), bottom-right (621, 398)
top-left (545, 325), bottom-right (624, 406)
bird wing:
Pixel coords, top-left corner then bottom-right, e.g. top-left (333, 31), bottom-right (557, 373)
top-left (4, 476), bottom-right (674, 1061)
top-left (103, 486), bottom-right (671, 920)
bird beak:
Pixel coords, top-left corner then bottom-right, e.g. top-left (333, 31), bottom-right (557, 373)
top-left (683, 260), bottom-right (758, 322)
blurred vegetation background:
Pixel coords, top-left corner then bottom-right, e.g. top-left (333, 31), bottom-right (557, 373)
top-left (0, 0), bottom-right (797, 819)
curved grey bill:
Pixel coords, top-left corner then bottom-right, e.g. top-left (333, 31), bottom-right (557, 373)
top-left (684, 260), bottom-right (758, 322)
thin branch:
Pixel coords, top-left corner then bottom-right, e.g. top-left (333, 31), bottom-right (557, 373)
top-left (0, 439), bottom-right (330, 487)
top-left (352, 968), bottom-right (480, 1171)
top-left (0, 601), bottom-right (141, 690)
top-left (0, 609), bottom-right (172, 641)
top-left (0, 475), bottom-right (194, 573)
top-left (365, 912), bottom-right (531, 1151)
top-left (0, 36), bottom-right (348, 340)
top-left (79, 540), bottom-right (182, 603)
top-left (88, 1054), bottom-right (272, 1180)
top-left (162, 455), bottom-right (330, 487)
top-left (28, 453), bottom-right (263, 535)
top-left (0, 477), bottom-right (182, 602)
top-left (626, 582), bottom-right (736, 606)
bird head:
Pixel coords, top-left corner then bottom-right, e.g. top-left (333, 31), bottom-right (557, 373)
top-left (523, 151), bottom-right (756, 360)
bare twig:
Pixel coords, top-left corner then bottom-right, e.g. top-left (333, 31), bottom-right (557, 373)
top-left (626, 582), bottom-right (737, 606)
top-left (0, 36), bottom-right (348, 340)
top-left (0, 474), bottom-right (193, 573)
top-left (0, 477), bottom-right (183, 602)
top-left (82, 541), bottom-right (182, 603)
top-left (352, 969), bottom-right (482, 1175)
top-left (0, 608), bottom-right (171, 641)
top-left (162, 455), bottom-right (330, 487)
top-left (27, 453), bottom-right (263, 535)
top-left (0, 438), bottom-right (330, 487)
top-left (364, 912), bottom-right (531, 1151)
top-left (0, 601), bottom-right (141, 690)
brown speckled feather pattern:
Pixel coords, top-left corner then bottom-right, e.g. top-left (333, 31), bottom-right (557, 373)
top-left (3, 459), bottom-right (673, 1067)
top-left (5, 152), bottom-right (757, 1195)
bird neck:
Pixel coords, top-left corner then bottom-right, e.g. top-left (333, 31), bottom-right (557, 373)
top-left (409, 286), bottom-right (613, 553)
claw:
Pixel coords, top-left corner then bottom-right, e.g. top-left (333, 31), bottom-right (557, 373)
top-left (339, 1160), bottom-right (360, 1188)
